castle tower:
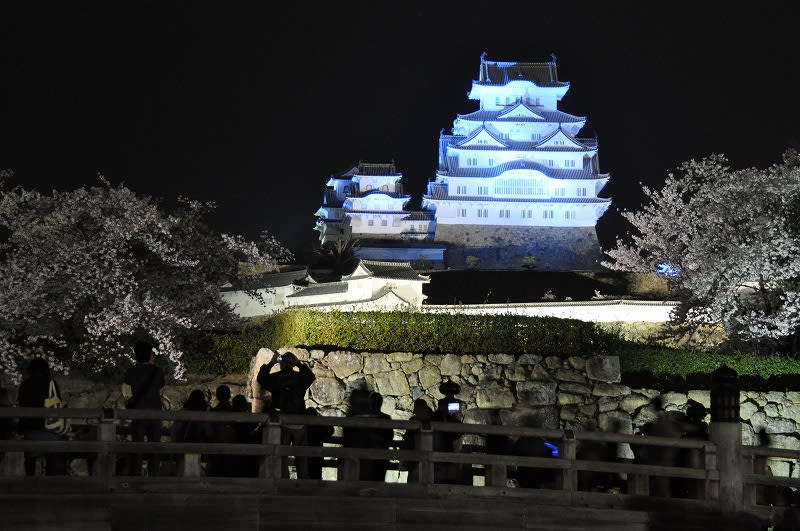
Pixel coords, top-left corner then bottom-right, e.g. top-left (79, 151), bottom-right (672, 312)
top-left (422, 53), bottom-right (611, 270)
top-left (314, 161), bottom-right (436, 245)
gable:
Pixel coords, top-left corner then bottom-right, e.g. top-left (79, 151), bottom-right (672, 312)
top-left (458, 128), bottom-right (507, 148)
top-left (498, 103), bottom-right (544, 120)
top-left (537, 129), bottom-right (586, 149)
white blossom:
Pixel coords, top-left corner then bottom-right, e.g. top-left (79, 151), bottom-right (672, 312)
top-left (0, 177), bottom-right (292, 381)
top-left (603, 151), bottom-right (800, 351)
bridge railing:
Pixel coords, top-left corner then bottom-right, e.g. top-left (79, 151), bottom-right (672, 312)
top-left (0, 407), bottom-right (720, 504)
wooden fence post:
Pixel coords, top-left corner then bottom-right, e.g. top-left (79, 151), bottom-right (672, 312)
top-left (94, 408), bottom-right (116, 485)
top-left (417, 427), bottom-right (434, 486)
top-left (560, 430), bottom-right (577, 501)
top-left (0, 452), bottom-right (25, 477)
top-left (260, 419), bottom-right (282, 480)
top-left (710, 365), bottom-right (742, 514)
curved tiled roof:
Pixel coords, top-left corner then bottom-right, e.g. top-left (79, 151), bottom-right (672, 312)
top-left (449, 137), bottom-right (596, 152)
top-left (455, 125), bottom-right (508, 148)
top-left (475, 59), bottom-right (568, 88)
top-left (457, 107), bottom-right (584, 124)
top-left (439, 159), bottom-right (609, 180)
top-left (286, 282), bottom-right (348, 298)
top-left (424, 193), bottom-right (610, 203)
top-left (348, 260), bottom-right (430, 281)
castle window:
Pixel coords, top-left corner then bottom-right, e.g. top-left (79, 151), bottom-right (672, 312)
top-left (477, 186), bottom-right (489, 195)
top-left (381, 219), bottom-right (388, 226)
top-left (565, 211), bottom-right (576, 220)
top-left (499, 209), bottom-right (511, 218)
top-left (576, 187), bottom-right (587, 197)
top-left (488, 158), bottom-right (494, 166)
top-left (478, 208), bottom-right (488, 218)
top-left (477, 139), bottom-right (488, 144)
top-left (466, 157), bottom-right (478, 166)
top-left (543, 210), bottom-right (554, 219)
top-left (495, 177), bottom-right (546, 196)
top-left (565, 160), bottom-right (576, 168)
top-left (521, 209), bottom-right (533, 218)
top-left (548, 160), bottom-right (554, 167)
top-left (495, 97), bottom-right (501, 106)
top-left (457, 208), bottom-right (467, 218)
top-left (368, 219), bottom-right (374, 226)
top-left (456, 185), bottom-right (467, 194)
top-left (554, 187), bottom-right (566, 197)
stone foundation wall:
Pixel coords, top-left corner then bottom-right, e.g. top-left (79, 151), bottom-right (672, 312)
top-left (434, 225), bottom-right (604, 270)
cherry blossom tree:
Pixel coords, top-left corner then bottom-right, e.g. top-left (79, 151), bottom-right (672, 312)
top-left (603, 151), bottom-right (800, 352)
top-left (0, 173), bottom-right (292, 381)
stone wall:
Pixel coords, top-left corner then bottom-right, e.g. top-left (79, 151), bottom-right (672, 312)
top-left (434, 225), bottom-right (604, 270)
top-left (8, 348), bottom-right (799, 477)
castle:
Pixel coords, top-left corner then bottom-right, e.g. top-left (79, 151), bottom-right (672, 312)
top-left (314, 54), bottom-right (611, 270)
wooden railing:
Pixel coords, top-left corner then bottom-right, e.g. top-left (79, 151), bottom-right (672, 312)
top-left (0, 407), bottom-right (718, 499)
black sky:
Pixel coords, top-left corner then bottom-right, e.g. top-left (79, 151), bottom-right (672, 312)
top-left (2, 2), bottom-right (799, 258)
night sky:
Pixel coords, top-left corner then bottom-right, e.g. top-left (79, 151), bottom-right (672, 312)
top-left (2, 3), bottom-right (799, 259)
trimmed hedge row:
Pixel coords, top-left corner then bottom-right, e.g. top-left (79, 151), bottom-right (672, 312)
top-left (181, 311), bottom-right (800, 389)
top-left (182, 309), bottom-right (615, 374)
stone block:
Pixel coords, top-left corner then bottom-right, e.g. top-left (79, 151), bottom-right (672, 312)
top-left (740, 400), bottom-right (759, 421)
top-left (363, 356), bottom-right (390, 374)
top-left (567, 357), bottom-right (586, 370)
top-left (559, 383), bottom-right (591, 395)
top-left (598, 397), bottom-right (619, 413)
top-left (503, 364), bottom-right (528, 382)
top-left (400, 358), bottom-right (424, 374)
top-left (586, 356), bottom-right (621, 383)
top-left (592, 383), bottom-right (631, 397)
top-left (386, 352), bottom-right (414, 362)
top-left (488, 353), bottom-right (515, 365)
top-left (476, 384), bottom-right (515, 409)
top-left (766, 418), bottom-right (796, 434)
top-left (661, 392), bottom-right (687, 409)
top-left (516, 381), bottom-right (557, 406)
top-left (325, 351), bottom-right (363, 379)
top-left (619, 394), bottom-right (650, 414)
top-left (544, 356), bottom-right (562, 370)
top-left (418, 365), bottom-right (442, 389)
top-left (557, 393), bottom-right (584, 406)
top-left (440, 354), bottom-right (462, 376)
top-left (560, 406), bottom-right (578, 421)
top-left (309, 377), bottom-right (345, 406)
top-left (518, 354), bottom-right (542, 365)
top-left (687, 390), bottom-right (710, 409)
top-left (554, 368), bottom-right (587, 384)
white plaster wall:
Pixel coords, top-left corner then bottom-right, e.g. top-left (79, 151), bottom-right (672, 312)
top-left (422, 300), bottom-right (678, 323)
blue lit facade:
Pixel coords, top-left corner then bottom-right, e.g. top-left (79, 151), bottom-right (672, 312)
top-left (423, 54), bottom-right (612, 270)
top-left (314, 162), bottom-right (436, 245)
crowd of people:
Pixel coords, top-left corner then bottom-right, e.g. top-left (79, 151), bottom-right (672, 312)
top-left (2, 340), bottom-right (798, 527)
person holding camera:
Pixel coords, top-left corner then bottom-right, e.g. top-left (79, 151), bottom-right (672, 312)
top-left (123, 340), bottom-right (165, 476)
top-left (256, 351), bottom-right (315, 478)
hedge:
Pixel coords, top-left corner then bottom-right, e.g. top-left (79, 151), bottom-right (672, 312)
top-left (182, 309), bottom-right (615, 374)
top-left (181, 310), bottom-right (800, 390)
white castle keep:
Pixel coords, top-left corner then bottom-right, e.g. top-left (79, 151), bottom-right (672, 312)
top-left (315, 54), bottom-right (611, 270)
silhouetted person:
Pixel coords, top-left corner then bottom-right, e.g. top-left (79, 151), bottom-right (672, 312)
top-left (402, 398), bottom-right (434, 483)
top-left (208, 385), bottom-right (236, 476)
top-left (305, 407), bottom-right (334, 480)
top-left (511, 413), bottom-right (559, 490)
top-left (17, 358), bottom-right (66, 475)
top-left (256, 351), bottom-right (315, 478)
top-left (677, 399), bottom-right (708, 498)
top-left (636, 397), bottom-right (681, 497)
top-left (342, 389), bottom-right (393, 482)
top-left (430, 397), bottom-right (469, 485)
top-left (123, 340), bottom-right (165, 476)
top-left (228, 394), bottom-right (259, 477)
top-left (212, 385), bottom-right (232, 412)
top-left (172, 390), bottom-right (211, 443)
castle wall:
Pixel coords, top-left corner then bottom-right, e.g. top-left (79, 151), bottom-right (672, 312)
top-left (434, 224), bottom-right (604, 270)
